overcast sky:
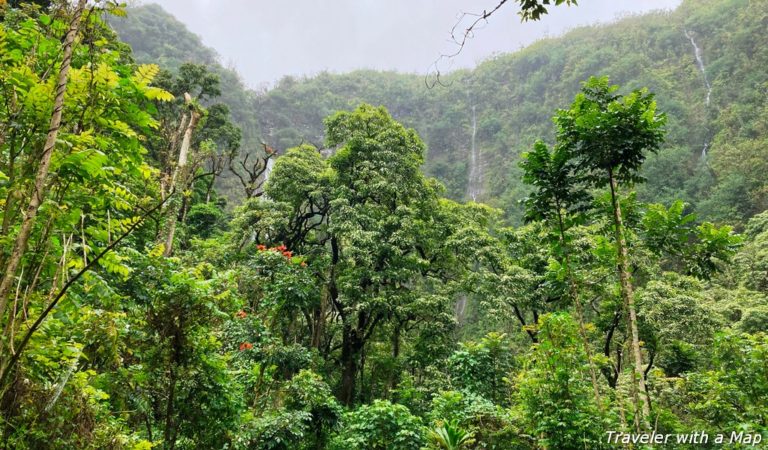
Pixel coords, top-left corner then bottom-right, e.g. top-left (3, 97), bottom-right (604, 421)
top-left (140, 0), bottom-right (682, 88)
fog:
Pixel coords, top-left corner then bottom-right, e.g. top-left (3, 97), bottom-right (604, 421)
top-left (142, 0), bottom-right (682, 88)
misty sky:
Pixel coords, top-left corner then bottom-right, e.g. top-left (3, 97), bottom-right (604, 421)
top-left (142, 0), bottom-right (682, 88)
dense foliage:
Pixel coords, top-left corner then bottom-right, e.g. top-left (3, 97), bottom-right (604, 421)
top-left (113, 0), bottom-right (768, 227)
top-left (1, 0), bottom-right (766, 449)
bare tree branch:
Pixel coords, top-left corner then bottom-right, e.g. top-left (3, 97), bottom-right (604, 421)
top-left (426, 0), bottom-right (578, 88)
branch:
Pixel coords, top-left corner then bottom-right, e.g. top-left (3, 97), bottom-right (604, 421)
top-left (427, 0), bottom-right (510, 88)
top-left (0, 195), bottom-right (170, 388)
top-left (427, 0), bottom-right (576, 88)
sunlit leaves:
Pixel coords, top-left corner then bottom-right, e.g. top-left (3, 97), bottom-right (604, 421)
top-left (641, 200), bottom-right (742, 279)
top-left (132, 63), bottom-right (160, 86)
top-left (142, 86), bottom-right (174, 101)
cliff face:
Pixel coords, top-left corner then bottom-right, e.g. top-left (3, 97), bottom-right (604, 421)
top-left (113, 0), bottom-right (768, 224)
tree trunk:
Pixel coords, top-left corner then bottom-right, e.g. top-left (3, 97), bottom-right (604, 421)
top-left (339, 327), bottom-right (362, 406)
top-left (0, 0), bottom-right (88, 324)
top-left (312, 284), bottom-right (328, 350)
top-left (205, 175), bottom-right (215, 203)
top-left (386, 323), bottom-right (402, 397)
top-left (163, 96), bottom-right (201, 257)
top-left (608, 169), bottom-right (651, 430)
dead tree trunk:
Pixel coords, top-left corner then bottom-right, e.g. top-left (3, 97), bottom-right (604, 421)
top-left (163, 94), bottom-right (201, 257)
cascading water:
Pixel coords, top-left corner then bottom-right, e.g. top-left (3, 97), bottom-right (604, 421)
top-left (467, 105), bottom-right (482, 201)
top-left (264, 156), bottom-right (275, 182)
top-left (455, 295), bottom-right (468, 324)
top-left (685, 29), bottom-right (712, 158)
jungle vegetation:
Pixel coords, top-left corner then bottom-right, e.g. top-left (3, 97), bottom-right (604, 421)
top-left (1, 0), bottom-right (766, 449)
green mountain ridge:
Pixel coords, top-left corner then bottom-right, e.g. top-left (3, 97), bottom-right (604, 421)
top-left (111, 0), bottom-right (767, 225)
top-left (4, 2), bottom-right (768, 447)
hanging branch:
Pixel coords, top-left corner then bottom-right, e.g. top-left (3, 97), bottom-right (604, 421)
top-left (426, 0), bottom-right (578, 88)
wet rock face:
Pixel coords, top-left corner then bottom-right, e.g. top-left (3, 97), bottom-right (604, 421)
top-left (685, 29), bottom-right (712, 158)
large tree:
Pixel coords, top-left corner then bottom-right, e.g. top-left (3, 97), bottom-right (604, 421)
top-left (554, 76), bottom-right (666, 430)
top-left (234, 105), bottom-right (475, 406)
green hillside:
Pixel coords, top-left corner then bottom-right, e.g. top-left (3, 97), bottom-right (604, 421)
top-left (2, 1), bottom-right (767, 448)
top-left (113, 0), bottom-right (768, 225)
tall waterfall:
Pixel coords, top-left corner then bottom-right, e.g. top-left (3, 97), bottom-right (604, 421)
top-left (455, 295), bottom-right (468, 324)
top-left (467, 105), bottom-right (482, 201)
top-left (264, 156), bottom-right (275, 182)
top-left (685, 29), bottom-right (712, 158)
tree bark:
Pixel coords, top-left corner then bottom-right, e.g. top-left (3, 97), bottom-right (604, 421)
top-left (163, 312), bottom-right (184, 450)
top-left (386, 323), bottom-right (402, 397)
top-left (311, 283), bottom-right (329, 350)
top-left (0, 0), bottom-right (88, 323)
top-left (339, 326), bottom-right (362, 406)
top-left (163, 95), bottom-right (201, 257)
top-left (608, 169), bottom-right (651, 430)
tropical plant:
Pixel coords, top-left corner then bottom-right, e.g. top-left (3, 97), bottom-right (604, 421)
top-left (427, 420), bottom-right (476, 450)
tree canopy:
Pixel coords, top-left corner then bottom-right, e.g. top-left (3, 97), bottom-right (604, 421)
top-left (0, 1), bottom-right (766, 449)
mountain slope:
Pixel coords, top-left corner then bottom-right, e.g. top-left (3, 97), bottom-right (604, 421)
top-left (112, 0), bottom-right (768, 225)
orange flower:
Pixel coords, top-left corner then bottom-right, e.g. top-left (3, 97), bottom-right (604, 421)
top-left (300, 261), bottom-right (307, 267)
top-left (239, 342), bottom-right (253, 351)
top-left (275, 244), bottom-right (287, 252)
top-left (282, 250), bottom-right (293, 259)
top-left (236, 310), bottom-right (247, 319)
top-left (257, 244), bottom-right (267, 251)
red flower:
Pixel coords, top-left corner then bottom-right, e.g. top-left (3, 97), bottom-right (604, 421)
top-left (282, 250), bottom-right (293, 259)
top-left (275, 244), bottom-right (287, 252)
top-left (239, 342), bottom-right (253, 351)
top-left (257, 244), bottom-right (267, 251)
top-left (236, 310), bottom-right (247, 319)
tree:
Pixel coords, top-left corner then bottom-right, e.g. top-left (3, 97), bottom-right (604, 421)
top-left (329, 400), bottom-right (425, 450)
top-left (520, 139), bottom-right (603, 410)
top-left (555, 76), bottom-right (666, 430)
top-left (0, 4), bottom-right (172, 393)
top-left (235, 105), bottom-right (470, 406)
top-left (145, 62), bottom-right (240, 256)
top-left (447, 332), bottom-right (514, 404)
top-left (115, 255), bottom-right (241, 450)
top-left (0, 0), bottom-right (88, 337)
top-left (515, 313), bottom-right (608, 449)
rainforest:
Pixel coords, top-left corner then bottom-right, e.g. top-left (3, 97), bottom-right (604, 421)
top-left (0, 0), bottom-right (766, 449)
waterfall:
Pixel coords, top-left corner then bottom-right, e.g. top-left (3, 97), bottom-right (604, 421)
top-left (685, 29), bottom-right (712, 158)
top-left (264, 156), bottom-right (275, 182)
top-left (455, 295), bottom-right (468, 324)
top-left (685, 30), bottom-right (712, 108)
top-left (256, 153), bottom-right (276, 200)
top-left (467, 105), bottom-right (481, 201)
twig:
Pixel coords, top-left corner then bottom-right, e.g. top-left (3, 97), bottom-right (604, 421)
top-left (427, 0), bottom-right (510, 88)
